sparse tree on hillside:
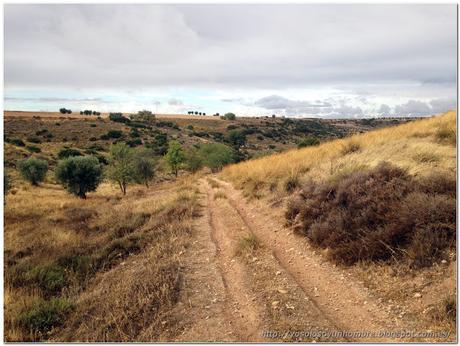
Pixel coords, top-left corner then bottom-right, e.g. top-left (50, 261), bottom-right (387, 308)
top-left (165, 141), bottom-right (185, 177)
top-left (18, 157), bottom-right (48, 186)
top-left (133, 149), bottom-right (155, 187)
top-left (199, 143), bottom-right (235, 172)
top-left (106, 142), bottom-right (135, 195)
top-left (55, 156), bottom-right (103, 199)
top-left (225, 130), bottom-right (246, 149)
top-left (185, 147), bottom-right (204, 173)
top-left (223, 112), bottom-right (236, 120)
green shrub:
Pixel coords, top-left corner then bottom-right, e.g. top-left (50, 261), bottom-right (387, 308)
top-left (26, 136), bottom-right (42, 144)
top-left (133, 149), bottom-right (155, 187)
top-left (126, 138), bottom-right (142, 147)
top-left (57, 148), bottom-right (82, 159)
top-left (199, 143), bottom-right (235, 172)
top-left (57, 254), bottom-right (92, 279)
top-left (20, 298), bottom-right (73, 334)
top-left (109, 113), bottom-right (130, 124)
top-left (297, 136), bottom-right (320, 148)
top-left (55, 156), bottom-right (103, 199)
top-left (25, 264), bottom-right (68, 295)
top-left (106, 130), bottom-right (123, 139)
top-left (165, 141), bottom-right (185, 177)
top-left (225, 130), bottom-right (246, 149)
top-left (18, 157), bottom-right (48, 186)
top-left (10, 138), bottom-right (25, 147)
top-left (26, 145), bottom-right (41, 153)
top-left (223, 112), bottom-right (236, 120)
top-left (185, 147), bottom-right (204, 173)
top-left (106, 142), bottom-right (136, 195)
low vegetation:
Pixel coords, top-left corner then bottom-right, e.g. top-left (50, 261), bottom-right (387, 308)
top-left (4, 175), bottom-right (200, 341)
top-left (286, 162), bottom-right (455, 266)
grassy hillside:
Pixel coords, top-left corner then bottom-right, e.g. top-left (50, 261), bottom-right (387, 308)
top-left (4, 111), bottom-right (416, 171)
top-left (221, 110), bottom-right (456, 332)
top-left (222, 110), bottom-right (456, 197)
top-left (4, 176), bottom-right (200, 341)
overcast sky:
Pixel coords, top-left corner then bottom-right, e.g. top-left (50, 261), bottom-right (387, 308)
top-left (4, 4), bottom-right (457, 118)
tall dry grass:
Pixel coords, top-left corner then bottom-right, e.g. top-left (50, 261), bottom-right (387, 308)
top-left (221, 111), bottom-right (456, 197)
top-left (4, 175), bottom-right (200, 342)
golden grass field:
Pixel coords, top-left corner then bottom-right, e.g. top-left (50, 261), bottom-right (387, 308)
top-left (4, 173), bottom-right (201, 341)
top-left (222, 110), bottom-right (456, 198)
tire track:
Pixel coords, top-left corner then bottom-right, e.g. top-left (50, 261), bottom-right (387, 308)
top-left (204, 180), bottom-right (266, 341)
top-left (214, 177), bottom-right (412, 342)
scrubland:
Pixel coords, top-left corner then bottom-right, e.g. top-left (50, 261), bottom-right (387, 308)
top-left (222, 111), bottom-right (456, 332)
top-left (4, 175), bottom-right (200, 341)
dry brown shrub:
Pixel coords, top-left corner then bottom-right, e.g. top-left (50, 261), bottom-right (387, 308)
top-left (286, 162), bottom-right (456, 266)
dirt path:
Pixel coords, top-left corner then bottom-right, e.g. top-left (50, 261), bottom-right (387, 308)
top-left (173, 177), bottom-right (425, 342)
top-left (211, 177), bottom-right (426, 342)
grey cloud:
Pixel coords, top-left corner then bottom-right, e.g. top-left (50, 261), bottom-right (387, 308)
top-left (394, 100), bottom-right (432, 116)
top-left (4, 4), bottom-right (457, 90)
top-left (430, 97), bottom-right (456, 113)
top-left (5, 96), bottom-right (104, 103)
top-left (255, 95), bottom-right (332, 111)
top-left (168, 98), bottom-right (183, 106)
top-left (378, 104), bottom-right (391, 116)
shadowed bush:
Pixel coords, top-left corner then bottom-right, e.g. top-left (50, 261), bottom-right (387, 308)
top-left (286, 162), bottom-right (455, 267)
top-left (20, 298), bottom-right (73, 336)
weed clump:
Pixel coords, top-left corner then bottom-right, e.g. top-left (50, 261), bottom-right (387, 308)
top-left (286, 162), bottom-right (455, 267)
top-left (435, 123), bottom-right (456, 146)
top-left (340, 141), bottom-right (361, 155)
top-left (19, 298), bottom-right (73, 336)
top-left (237, 234), bottom-right (260, 256)
top-left (25, 264), bottom-right (68, 296)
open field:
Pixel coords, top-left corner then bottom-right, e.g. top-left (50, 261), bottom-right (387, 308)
top-left (4, 110), bottom-right (456, 342)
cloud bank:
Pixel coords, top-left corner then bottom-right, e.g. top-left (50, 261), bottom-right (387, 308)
top-left (4, 4), bottom-right (457, 117)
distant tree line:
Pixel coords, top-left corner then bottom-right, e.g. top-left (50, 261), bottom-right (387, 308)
top-left (80, 110), bottom-right (101, 116)
top-left (187, 111), bottom-right (206, 116)
top-left (59, 108), bottom-right (72, 114)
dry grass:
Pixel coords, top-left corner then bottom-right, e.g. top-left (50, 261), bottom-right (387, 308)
top-left (236, 233), bottom-right (261, 257)
top-left (4, 175), bottom-right (200, 342)
top-left (214, 190), bottom-right (227, 199)
top-left (221, 111), bottom-right (456, 197)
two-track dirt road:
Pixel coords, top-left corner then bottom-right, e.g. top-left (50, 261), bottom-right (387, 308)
top-left (172, 177), bottom-right (424, 342)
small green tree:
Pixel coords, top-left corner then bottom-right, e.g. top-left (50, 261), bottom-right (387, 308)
top-left (225, 130), bottom-right (246, 149)
top-left (18, 157), bottom-right (48, 186)
top-left (185, 147), bottom-right (204, 173)
top-left (199, 143), bottom-right (235, 172)
top-left (297, 136), bottom-right (320, 148)
top-left (223, 112), bottom-right (236, 120)
top-left (165, 141), bottom-right (185, 177)
top-left (133, 149), bottom-right (155, 187)
top-left (55, 156), bottom-right (103, 199)
top-left (106, 142), bottom-right (135, 195)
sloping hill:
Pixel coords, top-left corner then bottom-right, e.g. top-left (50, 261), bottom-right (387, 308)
top-left (221, 110), bottom-right (456, 336)
top-left (222, 111), bottom-right (455, 197)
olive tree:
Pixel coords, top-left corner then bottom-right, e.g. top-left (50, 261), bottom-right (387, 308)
top-left (18, 157), bottom-right (48, 185)
top-left (106, 142), bottom-right (135, 195)
top-left (55, 156), bottom-right (103, 199)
